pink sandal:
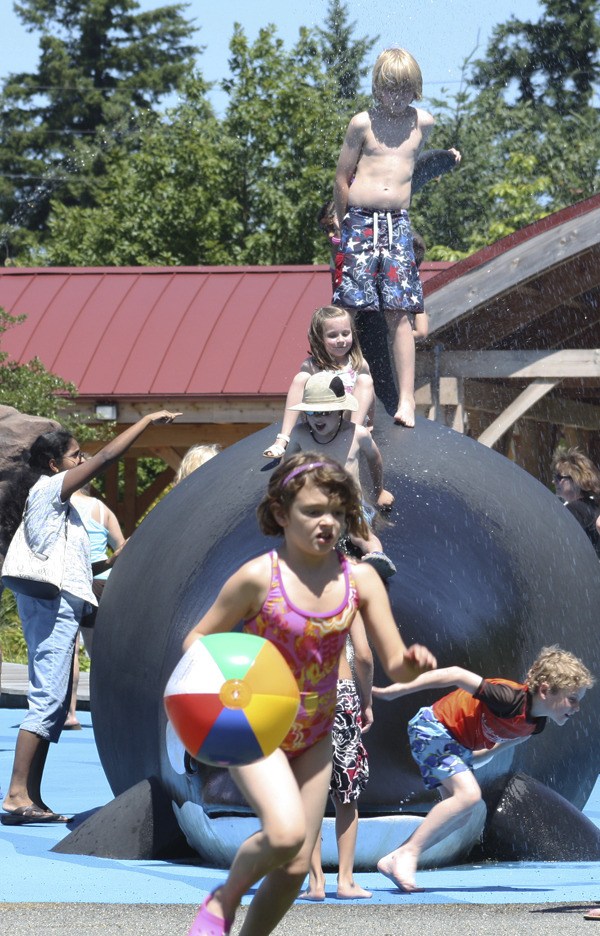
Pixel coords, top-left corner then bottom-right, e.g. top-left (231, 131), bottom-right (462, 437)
top-left (188, 892), bottom-right (233, 936)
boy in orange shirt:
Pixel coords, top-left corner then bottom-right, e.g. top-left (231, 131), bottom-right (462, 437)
top-left (373, 645), bottom-right (594, 892)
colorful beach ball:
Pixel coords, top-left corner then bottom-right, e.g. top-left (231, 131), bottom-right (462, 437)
top-left (164, 632), bottom-right (300, 767)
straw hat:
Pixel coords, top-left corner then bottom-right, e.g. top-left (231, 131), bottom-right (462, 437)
top-left (290, 372), bottom-right (358, 412)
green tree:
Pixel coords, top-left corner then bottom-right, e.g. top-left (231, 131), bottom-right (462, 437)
top-left (28, 76), bottom-right (233, 266)
top-left (472, 0), bottom-right (600, 115)
top-left (317, 0), bottom-right (378, 101)
top-left (33, 17), bottom-right (379, 268)
top-left (220, 23), bottom-right (361, 265)
top-left (0, 0), bottom-right (199, 261)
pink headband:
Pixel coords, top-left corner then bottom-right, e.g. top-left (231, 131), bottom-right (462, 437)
top-left (282, 461), bottom-right (327, 487)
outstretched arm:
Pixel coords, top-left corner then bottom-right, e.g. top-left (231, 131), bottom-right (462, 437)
top-left (372, 665), bottom-right (482, 701)
top-left (359, 429), bottom-right (394, 508)
top-left (471, 736), bottom-right (529, 769)
top-left (353, 563), bottom-right (436, 682)
top-left (60, 411), bottom-right (180, 501)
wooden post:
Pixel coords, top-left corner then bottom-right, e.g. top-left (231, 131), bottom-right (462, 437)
top-left (477, 379), bottom-right (560, 448)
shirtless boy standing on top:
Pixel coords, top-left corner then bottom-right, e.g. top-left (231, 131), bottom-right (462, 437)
top-left (333, 47), bottom-right (460, 428)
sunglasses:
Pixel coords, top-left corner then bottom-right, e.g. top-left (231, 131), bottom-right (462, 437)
top-left (553, 473), bottom-right (571, 482)
top-left (305, 411), bottom-right (338, 417)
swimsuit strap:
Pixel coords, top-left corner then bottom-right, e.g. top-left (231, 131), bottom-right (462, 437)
top-left (272, 549), bottom-right (353, 619)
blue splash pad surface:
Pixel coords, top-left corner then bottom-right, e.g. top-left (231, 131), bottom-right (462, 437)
top-left (1, 707), bottom-right (598, 905)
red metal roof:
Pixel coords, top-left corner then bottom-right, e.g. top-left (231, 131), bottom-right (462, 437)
top-left (0, 262), bottom-right (450, 399)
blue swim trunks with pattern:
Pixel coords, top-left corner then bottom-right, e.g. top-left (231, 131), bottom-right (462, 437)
top-left (333, 206), bottom-right (424, 314)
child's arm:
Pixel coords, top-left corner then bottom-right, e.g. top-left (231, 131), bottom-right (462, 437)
top-left (333, 113), bottom-right (367, 227)
top-left (372, 665), bottom-right (483, 701)
top-left (471, 736), bottom-right (529, 769)
top-left (349, 614), bottom-right (374, 733)
top-left (353, 562), bottom-right (436, 682)
top-left (182, 556), bottom-right (270, 653)
top-left (358, 428), bottom-right (394, 508)
top-left (415, 108), bottom-right (435, 156)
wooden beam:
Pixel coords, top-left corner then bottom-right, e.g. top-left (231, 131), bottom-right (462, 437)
top-left (464, 380), bottom-right (600, 430)
top-left (438, 349), bottom-right (600, 379)
top-left (136, 468), bottom-right (175, 517)
top-left (123, 457), bottom-right (138, 536)
top-left (82, 422), bottom-right (269, 456)
top-left (477, 379), bottom-right (560, 448)
top-left (73, 398), bottom-right (284, 425)
top-left (148, 446), bottom-right (181, 472)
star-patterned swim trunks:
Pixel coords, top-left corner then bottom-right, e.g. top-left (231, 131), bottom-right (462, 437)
top-left (332, 206), bottom-right (423, 313)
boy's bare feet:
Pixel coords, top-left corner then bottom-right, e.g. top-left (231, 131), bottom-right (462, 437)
top-left (298, 888), bottom-right (326, 901)
top-left (393, 400), bottom-right (415, 428)
top-left (377, 849), bottom-right (422, 893)
top-left (336, 881), bottom-right (372, 899)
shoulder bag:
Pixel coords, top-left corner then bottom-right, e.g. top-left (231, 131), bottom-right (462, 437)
top-left (2, 499), bottom-right (69, 600)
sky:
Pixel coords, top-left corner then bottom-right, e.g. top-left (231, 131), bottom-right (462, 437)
top-left (1, 0), bottom-right (546, 115)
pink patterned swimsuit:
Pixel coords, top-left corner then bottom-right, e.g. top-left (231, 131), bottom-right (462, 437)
top-left (244, 550), bottom-right (359, 758)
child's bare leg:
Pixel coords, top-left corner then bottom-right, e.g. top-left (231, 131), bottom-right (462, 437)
top-left (350, 374), bottom-right (375, 429)
top-left (238, 737), bottom-right (333, 936)
top-left (377, 771), bottom-right (481, 893)
top-left (202, 737), bottom-right (332, 936)
top-left (384, 310), bottom-right (416, 427)
top-left (413, 310), bottom-right (429, 340)
top-left (298, 823), bottom-right (326, 901)
top-left (64, 632), bottom-right (81, 728)
top-left (334, 798), bottom-right (371, 899)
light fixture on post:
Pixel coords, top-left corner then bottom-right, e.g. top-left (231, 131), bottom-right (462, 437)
top-left (95, 402), bottom-right (118, 421)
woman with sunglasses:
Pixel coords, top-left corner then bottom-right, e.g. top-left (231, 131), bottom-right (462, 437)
top-left (551, 446), bottom-right (600, 560)
top-left (1, 410), bottom-right (179, 825)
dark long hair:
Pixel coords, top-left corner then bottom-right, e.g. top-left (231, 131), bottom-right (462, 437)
top-left (2, 429), bottom-right (73, 543)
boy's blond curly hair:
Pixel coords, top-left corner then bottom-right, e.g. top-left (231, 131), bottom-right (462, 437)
top-left (526, 645), bottom-right (595, 692)
top-left (372, 48), bottom-right (423, 102)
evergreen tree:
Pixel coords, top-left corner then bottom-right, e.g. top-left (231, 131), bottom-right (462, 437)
top-left (472, 0), bottom-right (600, 115)
top-left (317, 0), bottom-right (378, 101)
top-left (0, 0), bottom-right (199, 262)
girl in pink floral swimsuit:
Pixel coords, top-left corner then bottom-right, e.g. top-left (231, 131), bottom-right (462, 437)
top-left (181, 453), bottom-right (436, 936)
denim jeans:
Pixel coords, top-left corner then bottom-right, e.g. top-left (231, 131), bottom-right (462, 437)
top-left (17, 590), bottom-right (85, 742)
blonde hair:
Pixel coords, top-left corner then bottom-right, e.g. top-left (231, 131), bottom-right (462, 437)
top-left (308, 305), bottom-right (364, 372)
top-left (174, 444), bottom-right (221, 485)
top-left (257, 452), bottom-right (368, 540)
top-left (372, 48), bottom-right (423, 102)
top-left (551, 446), bottom-right (600, 498)
top-left (526, 645), bottom-right (595, 693)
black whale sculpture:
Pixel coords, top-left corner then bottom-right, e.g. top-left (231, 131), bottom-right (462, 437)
top-left (66, 410), bottom-right (600, 868)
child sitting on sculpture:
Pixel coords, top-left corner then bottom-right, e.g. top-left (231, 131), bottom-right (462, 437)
top-left (373, 645), bottom-right (594, 893)
top-left (285, 371), bottom-right (396, 578)
top-left (332, 47), bottom-right (460, 428)
top-left (263, 305), bottom-right (374, 460)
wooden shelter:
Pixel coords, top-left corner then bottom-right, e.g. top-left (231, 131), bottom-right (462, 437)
top-left (416, 192), bottom-right (600, 483)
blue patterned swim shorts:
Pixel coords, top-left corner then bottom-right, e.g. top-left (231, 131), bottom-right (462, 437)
top-left (332, 206), bottom-right (423, 313)
top-left (408, 707), bottom-right (474, 790)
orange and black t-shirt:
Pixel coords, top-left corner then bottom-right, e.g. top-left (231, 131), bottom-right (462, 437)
top-left (431, 678), bottom-right (546, 750)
